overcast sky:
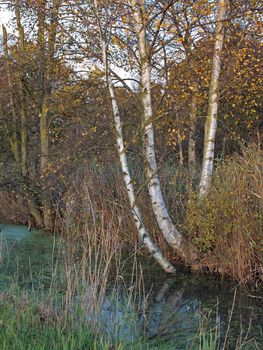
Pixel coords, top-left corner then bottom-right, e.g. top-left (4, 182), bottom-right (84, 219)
top-left (0, 5), bottom-right (11, 27)
top-left (0, 6), bottom-right (12, 28)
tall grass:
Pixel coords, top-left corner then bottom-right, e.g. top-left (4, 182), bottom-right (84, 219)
top-left (0, 202), bottom-right (148, 349)
top-left (0, 143), bottom-right (262, 283)
top-left (193, 296), bottom-right (261, 350)
top-left (0, 191), bottom-right (28, 224)
top-left (0, 218), bottom-right (261, 350)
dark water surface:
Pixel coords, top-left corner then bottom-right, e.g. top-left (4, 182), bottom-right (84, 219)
top-left (0, 224), bottom-right (262, 348)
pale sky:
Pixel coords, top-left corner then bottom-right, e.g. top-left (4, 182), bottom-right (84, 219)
top-left (0, 5), bottom-right (136, 87)
top-left (0, 6), bottom-right (12, 28)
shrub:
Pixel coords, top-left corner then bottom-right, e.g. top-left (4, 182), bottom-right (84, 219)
top-left (185, 144), bottom-right (263, 282)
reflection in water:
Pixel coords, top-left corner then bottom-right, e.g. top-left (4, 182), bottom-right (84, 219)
top-left (0, 224), bottom-right (263, 347)
top-left (87, 270), bottom-right (263, 347)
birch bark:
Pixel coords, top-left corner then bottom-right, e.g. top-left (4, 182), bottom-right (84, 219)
top-left (130, 0), bottom-right (188, 259)
top-left (94, 0), bottom-right (175, 273)
top-left (199, 0), bottom-right (227, 197)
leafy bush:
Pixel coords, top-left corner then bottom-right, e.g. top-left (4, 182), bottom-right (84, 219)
top-left (185, 144), bottom-right (263, 281)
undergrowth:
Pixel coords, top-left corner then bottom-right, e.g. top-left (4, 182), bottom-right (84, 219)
top-left (186, 144), bottom-right (263, 282)
top-left (0, 143), bottom-right (262, 283)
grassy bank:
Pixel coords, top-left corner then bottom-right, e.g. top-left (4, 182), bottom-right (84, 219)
top-left (1, 272), bottom-right (262, 350)
top-left (0, 221), bottom-right (143, 349)
top-left (0, 298), bottom-right (100, 350)
top-left (0, 284), bottom-right (262, 350)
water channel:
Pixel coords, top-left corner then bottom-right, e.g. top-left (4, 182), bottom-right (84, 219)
top-left (0, 224), bottom-right (262, 349)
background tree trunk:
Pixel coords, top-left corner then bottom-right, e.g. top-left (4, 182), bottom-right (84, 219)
top-left (38, 0), bottom-right (60, 229)
top-left (2, 25), bottom-right (20, 166)
top-left (188, 93), bottom-right (197, 183)
top-left (15, 0), bottom-right (27, 177)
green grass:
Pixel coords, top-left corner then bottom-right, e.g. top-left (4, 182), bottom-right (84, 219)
top-left (0, 299), bottom-right (88, 350)
top-left (0, 289), bottom-right (260, 350)
top-left (0, 295), bottom-right (135, 350)
top-left (0, 281), bottom-right (150, 350)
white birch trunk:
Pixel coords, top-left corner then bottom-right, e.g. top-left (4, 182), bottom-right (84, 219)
top-left (199, 0), bottom-right (227, 197)
top-left (130, 0), bottom-right (187, 258)
top-left (93, 0), bottom-right (175, 273)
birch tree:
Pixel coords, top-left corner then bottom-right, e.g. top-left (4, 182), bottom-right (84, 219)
top-left (130, 0), bottom-right (191, 259)
top-left (165, 1), bottom-right (215, 184)
top-left (93, 0), bottom-right (175, 273)
top-left (199, 0), bottom-right (227, 197)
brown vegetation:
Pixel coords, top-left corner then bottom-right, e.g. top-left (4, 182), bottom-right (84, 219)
top-left (1, 144), bottom-right (262, 283)
top-left (186, 144), bottom-right (263, 282)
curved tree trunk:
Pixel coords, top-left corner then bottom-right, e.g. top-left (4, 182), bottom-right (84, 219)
top-left (94, 0), bottom-right (175, 273)
top-left (199, 0), bottom-right (227, 197)
top-left (130, 0), bottom-right (189, 259)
